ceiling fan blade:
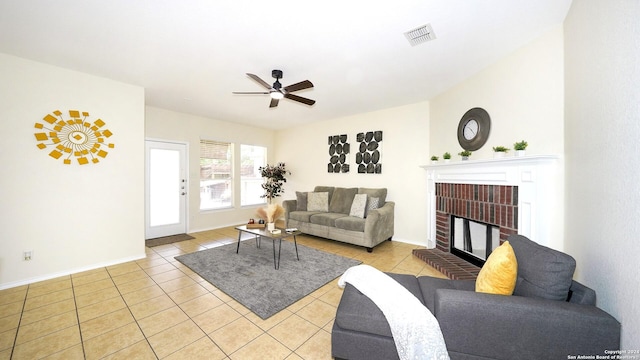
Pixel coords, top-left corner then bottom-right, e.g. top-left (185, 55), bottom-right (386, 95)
top-left (285, 93), bottom-right (316, 106)
top-left (269, 98), bottom-right (280, 108)
top-left (247, 73), bottom-right (272, 89)
top-left (232, 91), bottom-right (269, 94)
top-left (284, 80), bottom-right (314, 93)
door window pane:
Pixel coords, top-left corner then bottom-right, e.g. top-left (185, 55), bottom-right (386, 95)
top-left (149, 148), bottom-right (180, 226)
top-left (240, 145), bottom-right (267, 206)
top-left (200, 140), bottom-right (232, 210)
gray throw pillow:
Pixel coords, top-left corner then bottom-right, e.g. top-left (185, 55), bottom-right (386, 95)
top-left (365, 197), bottom-right (380, 217)
top-left (358, 188), bottom-right (387, 206)
top-left (296, 192), bottom-right (308, 211)
top-left (508, 234), bottom-right (576, 301)
top-left (307, 192), bottom-right (329, 212)
top-left (349, 194), bottom-right (367, 218)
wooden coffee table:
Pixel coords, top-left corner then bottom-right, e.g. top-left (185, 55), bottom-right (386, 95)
top-left (234, 225), bottom-right (300, 269)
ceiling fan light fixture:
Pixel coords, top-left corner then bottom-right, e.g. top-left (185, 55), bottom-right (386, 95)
top-left (270, 91), bottom-right (284, 100)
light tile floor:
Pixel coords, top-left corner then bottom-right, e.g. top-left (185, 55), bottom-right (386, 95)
top-left (0, 226), bottom-right (446, 359)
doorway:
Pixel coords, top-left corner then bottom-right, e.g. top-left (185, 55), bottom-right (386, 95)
top-left (145, 140), bottom-right (188, 239)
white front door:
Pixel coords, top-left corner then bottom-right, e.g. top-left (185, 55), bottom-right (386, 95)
top-left (145, 140), bottom-right (188, 239)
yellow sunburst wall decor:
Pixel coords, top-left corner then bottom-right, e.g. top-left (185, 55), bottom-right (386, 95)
top-left (34, 110), bottom-right (115, 165)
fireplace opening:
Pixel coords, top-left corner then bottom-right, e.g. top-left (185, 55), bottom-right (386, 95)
top-left (450, 215), bottom-right (500, 267)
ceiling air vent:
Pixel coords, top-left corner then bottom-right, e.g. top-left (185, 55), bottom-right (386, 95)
top-left (404, 23), bottom-right (436, 46)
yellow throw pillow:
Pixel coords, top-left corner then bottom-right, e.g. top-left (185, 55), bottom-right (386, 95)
top-left (475, 241), bottom-right (518, 295)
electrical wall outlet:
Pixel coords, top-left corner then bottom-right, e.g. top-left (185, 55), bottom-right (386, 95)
top-left (23, 251), bottom-right (32, 261)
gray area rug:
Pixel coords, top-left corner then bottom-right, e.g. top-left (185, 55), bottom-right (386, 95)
top-left (146, 233), bottom-right (195, 247)
top-left (175, 240), bottom-right (361, 319)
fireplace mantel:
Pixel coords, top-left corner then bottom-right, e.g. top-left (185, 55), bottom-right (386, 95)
top-left (421, 155), bottom-right (562, 250)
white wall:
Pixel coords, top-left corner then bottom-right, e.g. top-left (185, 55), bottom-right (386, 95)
top-left (275, 101), bottom-right (430, 245)
top-left (145, 106), bottom-right (276, 232)
top-left (564, 0), bottom-right (640, 348)
top-left (0, 53), bottom-right (145, 289)
top-left (430, 26), bottom-right (565, 160)
top-left (429, 26), bottom-right (566, 249)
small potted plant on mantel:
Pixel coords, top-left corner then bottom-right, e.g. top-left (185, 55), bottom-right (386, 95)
top-left (443, 152), bottom-right (451, 163)
top-left (458, 150), bottom-right (472, 161)
top-left (430, 155), bottom-right (439, 164)
top-left (514, 140), bottom-right (528, 157)
top-left (492, 146), bottom-right (510, 158)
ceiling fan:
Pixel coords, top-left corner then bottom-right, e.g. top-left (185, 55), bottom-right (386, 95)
top-left (232, 69), bottom-right (315, 108)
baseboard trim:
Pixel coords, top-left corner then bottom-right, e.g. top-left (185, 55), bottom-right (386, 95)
top-left (0, 253), bottom-right (146, 290)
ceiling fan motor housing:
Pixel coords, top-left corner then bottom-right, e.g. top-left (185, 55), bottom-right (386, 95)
top-left (272, 69), bottom-right (283, 79)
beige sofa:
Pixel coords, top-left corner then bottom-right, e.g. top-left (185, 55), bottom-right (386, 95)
top-left (282, 186), bottom-right (394, 252)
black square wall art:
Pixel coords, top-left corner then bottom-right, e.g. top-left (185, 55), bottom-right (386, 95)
top-left (356, 131), bottom-right (382, 174)
top-left (328, 134), bottom-right (350, 173)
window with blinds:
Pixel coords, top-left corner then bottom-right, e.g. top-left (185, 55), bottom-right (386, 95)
top-left (199, 140), bottom-right (232, 210)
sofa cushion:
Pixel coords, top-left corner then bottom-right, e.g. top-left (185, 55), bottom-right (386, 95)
top-left (508, 234), bottom-right (576, 301)
top-left (475, 241), bottom-right (518, 295)
top-left (359, 188), bottom-right (387, 207)
top-left (335, 273), bottom-right (423, 337)
top-left (289, 211), bottom-right (322, 223)
top-left (329, 187), bottom-right (358, 214)
top-left (295, 192), bottom-right (308, 211)
top-left (349, 193), bottom-right (367, 218)
top-left (310, 212), bottom-right (347, 227)
top-left (335, 216), bottom-right (366, 232)
top-left (307, 192), bottom-right (329, 212)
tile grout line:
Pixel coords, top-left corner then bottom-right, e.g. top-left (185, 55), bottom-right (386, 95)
top-left (68, 276), bottom-right (90, 359)
top-left (9, 284), bottom-right (29, 359)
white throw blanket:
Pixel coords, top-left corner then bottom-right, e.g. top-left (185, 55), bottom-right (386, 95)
top-left (338, 264), bottom-right (450, 360)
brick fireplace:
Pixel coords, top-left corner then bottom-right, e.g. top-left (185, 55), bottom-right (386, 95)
top-left (415, 155), bottom-right (561, 279)
top-left (434, 183), bottom-right (518, 253)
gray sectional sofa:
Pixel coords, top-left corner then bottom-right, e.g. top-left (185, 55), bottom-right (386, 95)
top-left (332, 234), bottom-right (621, 360)
top-left (283, 186), bottom-right (394, 252)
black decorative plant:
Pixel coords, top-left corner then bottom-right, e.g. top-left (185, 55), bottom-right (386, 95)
top-left (259, 163), bottom-right (290, 203)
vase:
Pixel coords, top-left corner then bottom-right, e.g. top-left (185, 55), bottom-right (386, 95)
top-left (515, 150), bottom-right (526, 157)
top-left (267, 222), bottom-right (275, 231)
top-left (444, 159), bottom-right (450, 163)
top-left (461, 156), bottom-right (469, 161)
top-left (494, 152), bottom-right (506, 158)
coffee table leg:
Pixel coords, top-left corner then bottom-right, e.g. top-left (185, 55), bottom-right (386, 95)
top-left (271, 238), bottom-right (278, 269)
top-left (277, 238), bottom-right (282, 270)
top-left (236, 231), bottom-right (242, 254)
top-left (293, 235), bottom-right (299, 260)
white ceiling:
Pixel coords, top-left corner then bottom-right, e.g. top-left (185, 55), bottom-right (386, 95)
top-left (0, 0), bottom-right (572, 130)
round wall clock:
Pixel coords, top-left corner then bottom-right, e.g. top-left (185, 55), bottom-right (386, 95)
top-left (457, 107), bottom-right (491, 151)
